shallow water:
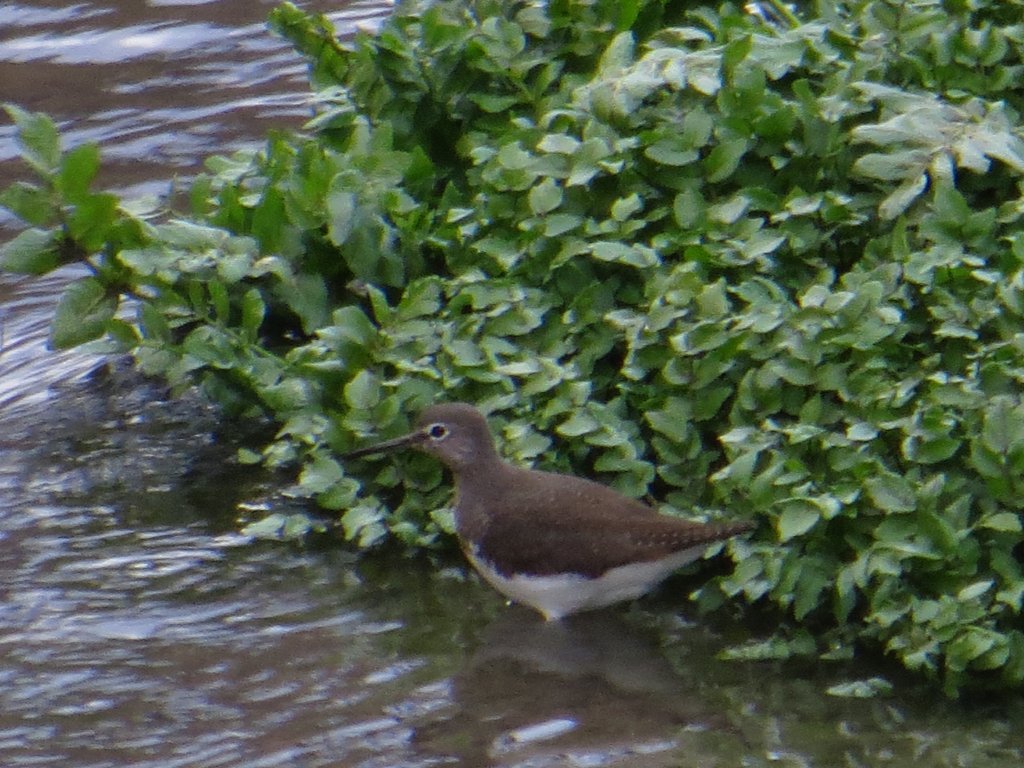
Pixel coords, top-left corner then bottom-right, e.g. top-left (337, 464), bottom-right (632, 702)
top-left (1, 2), bottom-right (1024, 766)
top-left (0, 0), bottom-right (387, 205)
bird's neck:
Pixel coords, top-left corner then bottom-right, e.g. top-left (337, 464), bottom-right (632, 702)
top-left (449, 454), bottom-right (516, 539)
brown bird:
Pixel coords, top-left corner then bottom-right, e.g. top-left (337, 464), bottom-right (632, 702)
top-left (344, 402), bottom-right (753, 620)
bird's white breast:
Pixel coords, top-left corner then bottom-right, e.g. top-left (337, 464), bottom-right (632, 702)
top-left (464, 545), bottom-right (708, 621)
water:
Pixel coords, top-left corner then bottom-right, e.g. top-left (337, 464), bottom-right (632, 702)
top-left (0, 0), bottom-right (388, 204)
top-left (1, 2), bottom-right (1024, 766)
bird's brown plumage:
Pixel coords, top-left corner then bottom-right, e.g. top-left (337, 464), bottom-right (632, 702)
top-left (347, 402), bottom-right (754, 580)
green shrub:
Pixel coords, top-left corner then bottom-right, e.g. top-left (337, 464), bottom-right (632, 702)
top-left (4, 0), bottom-right (1024, 694)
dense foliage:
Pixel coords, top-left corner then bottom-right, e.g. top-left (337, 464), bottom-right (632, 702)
top-left (4, 0), bottom-right (1024, 695)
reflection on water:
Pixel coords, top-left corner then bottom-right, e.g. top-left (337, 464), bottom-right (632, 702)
top-left (416, 609), bottom-right (741, 766)
top-left (2, 1), bottom-right (1024, 766)
top-left (0, 0), bottom-right (388, 203)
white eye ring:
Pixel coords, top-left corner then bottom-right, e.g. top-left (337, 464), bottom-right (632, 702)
top-left (427, 423), bottom-right (449, 440)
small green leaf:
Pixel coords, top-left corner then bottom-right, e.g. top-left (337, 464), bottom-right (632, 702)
top-left (528, 177), bottom-right (562, 215)
top-left (241, 513), bottom-right (287, 540)
top-left (558, 411), bottom-right (600, 437)
top-left (719, 631), bottom-right (816, 661)
top-left (865, 474), bottom-right (916, 513)
top-left (5, 104), bottom-right (61, 175)
top-left (704, 138), bottom-right (747, 183)
top-left (537, 134), bottom-right (580, 154)
top-left (543, 213), bottom-right (582, 236)
top-left (469, 92), bottom-right (520, 113)
top-left (321, 305), bottom-right (377, 350)
top-left (681, 108), bottom-right (713, 148)
top-left (0, 228), bottom-right (59, 274)
top-left (282, 513), bottom-right (319, 539)
top-left (673, 188), bottom-right (704, 228)
top-left (209, 280), bottom-right (230, 323)
top-left (139, 302), bottom-right (171, 343)
top-left (50, 277), bottom-right (117, 349)
top-left (846, 422), bottom-right (879, 442)
top-left (777, 502), bottom-right (819, 542)
top-left (341, 503), bottom-right (387, 547)
top-left (327, 187), bottom-right (356, 245)
top-left (610, 192), bottom-right (642, 222)
top-left (826, 677), bottom-right (893, 699)
top-left (957, 580), bottom-right (994, 602)
top-left (0, 181), bottom-right (57, 225)
top-left (277, 273), bottom-right (328, 333)
top-left (237, 447), bottom-right (262, 465)
top-left (68, 192), bottom-right (119, 252)
top-left (978, 512), bottom-right (1022, 533)
top-left (981, 396), bottom-right (1024, 455)
top-left (644, 141), bottom-right (698, 166)
top-left (58, 142), bottom-right (101, 201)
top-left (241, 288), bottom-right (265, 339)
top-left (589, 240), bottom-right (658, 268)
top-left (344, 369), bottom-right (380, 410)
top-left (299, 455), bottom-right (346, 494)
top-left (878, 173), bottom-right (927, 220)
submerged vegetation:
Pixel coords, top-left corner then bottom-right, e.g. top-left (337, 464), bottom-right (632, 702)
top-left (4, 0), bottom-right (1024, 695)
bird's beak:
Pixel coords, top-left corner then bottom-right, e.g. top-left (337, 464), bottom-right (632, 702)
top-left (342, 429), bottom-right (425, 459)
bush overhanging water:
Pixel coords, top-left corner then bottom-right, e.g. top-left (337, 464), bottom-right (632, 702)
top-left (3, 0), bottom-right (1024, 695)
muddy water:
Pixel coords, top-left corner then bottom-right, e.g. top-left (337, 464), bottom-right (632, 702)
top-left (0, 0), bottom-right (387, 203)
top-left (2, 2), bottom-right (1024, 767)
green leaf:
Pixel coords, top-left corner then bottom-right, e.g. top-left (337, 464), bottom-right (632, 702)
top-left (396, 278), bottom-right (441, 320)
top-left (0, 181), bottom-right (57, 225)
top-left (299, 455), bottom-right (346, 494)
top-left (597, 31), bottom-right (635, 75)
top-left (878, 173), bottom-right (927, 220)
top-left (673, 188), bottom-right (704, 228)
top-left (50, 277), bottom-right (118, 349)
top-left (610, 193), bottom-right (642, 222)
top-left (826, 677), bottom-right (893, 699)
top-left (282, 513), bottom-right (320, 539)
top-left (681, 108), bottom-right (713, 148)
top-left (644, 141), bottom-right (698, 166)
top-left (537, 134), bottom-right (580, 154)
top-left (469, 93), bottom-right (520, 113)
top-left (978, 512), bottom-right (1022, 533)
top-left (865, 474), bottom-right (916, 513)
top-left (237, 447), bottom-right (262, 465)
top-left (589, 241), bottom-right (658, 268)
top-left (957, 580), bottom-right (993, 602)
top-left (326, 186), bottom-right (356, 245)
top-left (67, 192), bottom-right (119, 252)
top-left (241, 288), bottom-right (266, 340)
top-left (528, 177), bottom-right (562, 215)
top-left (321, 305), bottom-right (377, 351)
top-left (558, 411), bottom-right (600, 437)
top-left (846, 422), bottom-right (879, 441)
top-left (209, 280), bottom-right (230, 323)
top-left (704, 139), bottom-right (747, 183)
top-left (0, 228), bottom-right (60, 274)
top-left (5, 104), bottom-right (61, 175)
top-left (58, 142), bottom-right (101, 201)
top-left (277, 273), bottom-right (328, 333)
top-left (344, 369), bottom-right (380, 410)
top-left (543, 213), bottom-right (582, 236)
top-left (719, 631), bottom-right (816, 661)
top-left (981, 396), bottom-right (1024, 455)
top-left (776, 502), bottom-right (819, 542)
top-left (139, 302), bottom-right (171, 343)
top-left (341, 503), bottom-right (387, 547)
top-left (241, 513), bottom-right (287, 540)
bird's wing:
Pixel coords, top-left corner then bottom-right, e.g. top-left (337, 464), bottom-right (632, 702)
top-left (467, 469), bottom-right (748, 578)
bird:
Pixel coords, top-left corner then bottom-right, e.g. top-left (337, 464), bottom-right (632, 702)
top-left (343, 402), bottom-right (753, 620)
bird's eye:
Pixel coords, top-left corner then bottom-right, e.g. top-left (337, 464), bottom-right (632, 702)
top-left (427, 423), bottom-right (449, 440)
